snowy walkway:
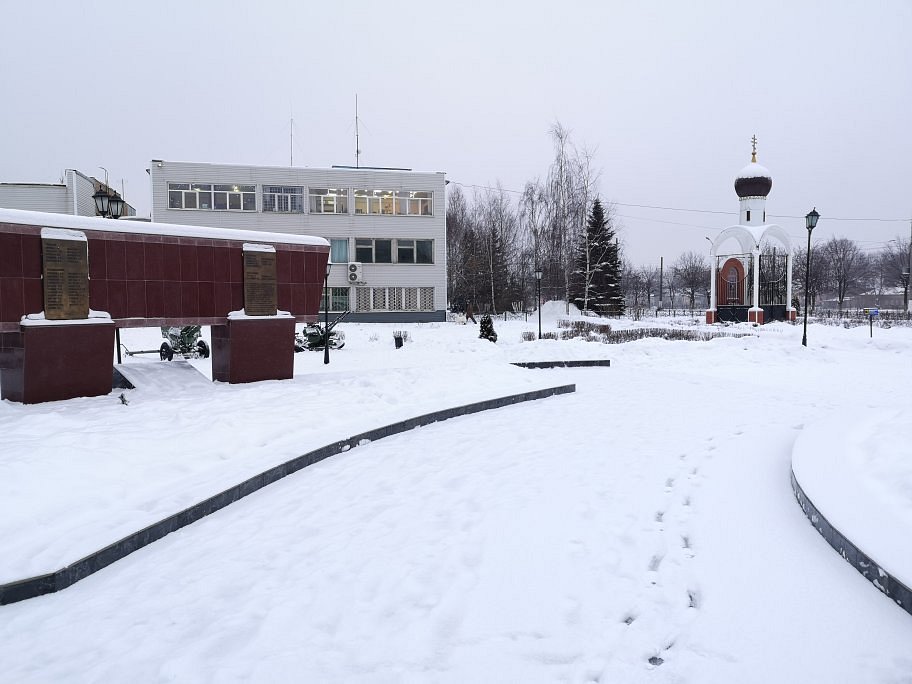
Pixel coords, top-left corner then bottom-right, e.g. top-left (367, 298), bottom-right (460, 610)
top-left (0, 358), bottom-right (566, 585)
top-left (2, 318), bottom-right (912, 681)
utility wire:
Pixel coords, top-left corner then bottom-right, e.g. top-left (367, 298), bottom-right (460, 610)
top-left (449, 180), bottom-right (911, 223)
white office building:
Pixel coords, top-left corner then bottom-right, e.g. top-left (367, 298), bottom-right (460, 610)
top-left (149, 160), bottom-right (447, 322)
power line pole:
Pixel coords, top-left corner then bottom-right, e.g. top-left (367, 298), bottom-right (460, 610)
top-left (658, 256), bottom-right (663, 313)
top-left (907, 217), bottom-right (912, 313)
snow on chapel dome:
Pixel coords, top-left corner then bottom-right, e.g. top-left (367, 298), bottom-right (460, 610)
top-left (734, 136), bottom-right (772, 198)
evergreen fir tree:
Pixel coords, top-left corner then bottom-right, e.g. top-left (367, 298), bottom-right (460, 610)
top-left (478, 313), bottom-right (498, 342)
top-left (605, 233), bottom-right (625, 316)
top-left (570, 198), bottom-right (624, 316)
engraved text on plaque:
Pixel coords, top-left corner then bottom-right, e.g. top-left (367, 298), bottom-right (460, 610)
top-left (42, 234), bottom-right (90, 320)
top-left (243, 245), bottom-right (278, 316)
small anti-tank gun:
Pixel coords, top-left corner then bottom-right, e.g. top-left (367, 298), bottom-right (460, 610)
top-left (295, 311), bottom-right (349, 352)
top-left (158, 325), bottom-right (210, 360)
top-left (121, 325), bottom-right (210, 361)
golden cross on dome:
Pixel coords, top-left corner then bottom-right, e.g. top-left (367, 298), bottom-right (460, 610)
top-left (751, 135), bottom-right (758, 163)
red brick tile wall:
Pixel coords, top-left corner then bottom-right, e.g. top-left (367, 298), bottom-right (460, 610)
top-left (0, 222), bottom-right (328, 331)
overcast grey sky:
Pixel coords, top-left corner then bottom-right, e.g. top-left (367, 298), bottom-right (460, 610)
top-left (1, 0), bottom-right (910, 265)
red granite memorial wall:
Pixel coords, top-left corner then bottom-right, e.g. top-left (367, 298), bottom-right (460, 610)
top-left (0, 217), bottom-right (328, 402)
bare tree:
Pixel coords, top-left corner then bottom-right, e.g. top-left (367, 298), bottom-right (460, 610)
top-left (792, 245), bottom-right (829, 313)
top-left (637, 265), bottom-right (659, 309)
top-left (474, 184), bottom-right (519, 313)
top-left (518, 179), bottom-right (549, 306)
top-left (880, 237), bottom-right (911, 288)
top-left (822, 237), bottom-right (868, 310)
top-left (619, 259), bottom-right (642, 308)
top-left (674, 251), bottom-right (709, 311)
top-left (444, 125), bottom-right (604, 314)
top-left (446, 185), bottom-right (471, 307)
top-left (664, 266), bottom-right (680, 310)
top-left (544, 122), bottom-right (599, 308)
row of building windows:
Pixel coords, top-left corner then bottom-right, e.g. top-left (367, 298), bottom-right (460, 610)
top-left (329, 238), bottom-right (434, 264)
top-left (320, 286), bottom-right (436, 313)
top-left (168, 183), bottom-right (257, 211)
top-left (168, 183), bottom-right (433, 216)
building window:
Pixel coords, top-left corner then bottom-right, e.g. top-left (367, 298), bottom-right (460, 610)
top-left (353, 189), bottom-right (433, 216)
top-left (263, 186), bottom-right (304, 213)
top-left (355, 287), bottom-right (371, 311)
top-left (355, 238), bottom-right (392, 263)
top-left (319, 287), bottom-right (350, 312)
top-left (397, 239), bottom-right (415, 264)
top-left (420, 287), bottom-right (435, 311)
top-left (350, 286), bottom-right (434, 311)
top-left (309, 188), bottom-right (348, 214)
top-left (416, 239), bottom-right (433, 263)
top-left (396, 239), bottom-right (433, 264)
top-left (398, 191), bottom-right (433, 216)
top-left (168, 182), bottom-right (255, 210)
top-left (376, 239), bottom-right (392, 263)
top-left (354, 190), bottom-right (396, 215)
top-left (355, 239), bottom-right (372, 262)
top-left (404, 288), bottom-right (418, 311)
top-left (330, 239), bottom-right (349, 263)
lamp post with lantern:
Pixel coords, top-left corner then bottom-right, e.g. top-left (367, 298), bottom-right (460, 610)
top-left (535, 268), bottom-right (543, 339)
top-left (92, 175), bottom-right (127, 362)
top-left (802, 208), bottom-right (820, 347)
top-left (323, 262), bottom-right (332, 365)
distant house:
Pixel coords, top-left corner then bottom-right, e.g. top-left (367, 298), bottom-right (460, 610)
top-left (0, 169), bottom-right (135, 218)
top-left (820, 290), bottom-right (906, 311)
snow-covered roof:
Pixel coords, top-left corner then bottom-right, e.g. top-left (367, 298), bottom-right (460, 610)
top-left (0, 207), bottom-right (329, 248)
top-left (711, 223), bottom-right (791, 255)
top-left (40, 227), bottom-right (87, 242)
top-left (735, 162), bottom-right (771, 180)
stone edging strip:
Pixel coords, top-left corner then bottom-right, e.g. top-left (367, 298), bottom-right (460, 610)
top-left (791, 468), bottom-right (912, 616)
top-left (0, 384), bottom-right (576, 606)
top-left (511, 360), bottom-right (610, 369)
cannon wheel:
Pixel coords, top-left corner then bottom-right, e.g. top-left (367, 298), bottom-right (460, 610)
top-left (196, 340), bottom-right (210, 359)
top-left (159, 342), bottom-right (174, 361)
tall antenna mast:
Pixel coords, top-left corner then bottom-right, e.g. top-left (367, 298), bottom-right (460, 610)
top-left (355, 94), bottom-right (361, 168)
top-left (290, 111), bottom-right (294, 167)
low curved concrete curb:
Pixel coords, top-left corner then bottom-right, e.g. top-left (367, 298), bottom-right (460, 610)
top-left (791, 469), bottom-right (912, 616)
top-left (511, 360), bottom-right (610, 369)
top-left (0, 384), bottom-right (575, 606)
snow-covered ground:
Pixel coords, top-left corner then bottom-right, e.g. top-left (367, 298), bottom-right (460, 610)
top-left (793, 408), bottom-right (912, 591)
top-left (2, 306), bottom-right (911, 682)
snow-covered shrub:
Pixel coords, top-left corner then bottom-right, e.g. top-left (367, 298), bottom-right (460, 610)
top-left (521, 331), bottom-right (536, 342)
top-left (556, 320), bottom-right (612, 341)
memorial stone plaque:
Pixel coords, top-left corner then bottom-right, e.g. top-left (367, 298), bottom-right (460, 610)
top-left (243, 244), bottom-right (278, 316)
top-left (41, 228), bottom-right (90, 320)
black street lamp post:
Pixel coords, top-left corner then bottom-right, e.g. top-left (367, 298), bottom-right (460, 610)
top-left (323, 262), bottom-right (332, 365)
top-left (802, 208), bottom-right (819, 347)
top-left (902, 268), bottom-right (910, 312)
top-left (535, 268), bottom-right (543, 339)
top-left (93, 182), bottom-right (126, 363)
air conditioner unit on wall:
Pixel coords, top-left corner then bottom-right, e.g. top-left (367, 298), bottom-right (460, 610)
top-left (347, 262), bottom-right (363, 283)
